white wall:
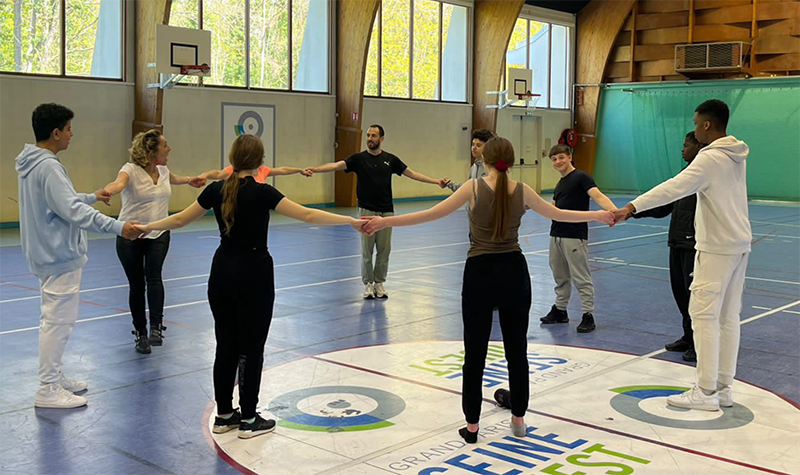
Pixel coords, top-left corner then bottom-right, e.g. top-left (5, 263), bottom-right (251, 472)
top-left (496, 106), bottom-right (571, 191)
top-left (361, 98), bottom-right (473, 199)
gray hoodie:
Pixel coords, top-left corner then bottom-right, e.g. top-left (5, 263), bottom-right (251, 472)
top-left (15, 144), bottom-right (124, 278)
top-left (631, 136), bottom-right (751, 255)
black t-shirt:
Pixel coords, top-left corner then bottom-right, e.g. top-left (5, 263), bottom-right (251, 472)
top-left (550, 169), bottom-right (596, 240)
top-left (344, 150), bottom-right (407, 212)
top-left (197, 177), bottom-right (284, 250)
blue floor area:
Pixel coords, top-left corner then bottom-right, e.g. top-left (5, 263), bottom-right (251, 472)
top-left (0, 197), bottom-right (798, 474)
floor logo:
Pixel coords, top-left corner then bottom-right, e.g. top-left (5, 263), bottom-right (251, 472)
top-left (609, 385), bottom-right (755, 430)
top-left (268, 385), bottom-right (406, 432)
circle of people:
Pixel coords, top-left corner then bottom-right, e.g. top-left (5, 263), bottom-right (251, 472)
top-left (17, 99), bottom-right (751, 441)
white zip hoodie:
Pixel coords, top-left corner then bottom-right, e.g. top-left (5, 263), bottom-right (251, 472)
top-left (631, 135), bottom-right (751, 255)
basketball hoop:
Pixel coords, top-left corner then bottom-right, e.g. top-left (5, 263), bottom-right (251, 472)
top-left (516, 93), bottom-right (541, 114)
top-left (180, 64), bottom-right (210, 77)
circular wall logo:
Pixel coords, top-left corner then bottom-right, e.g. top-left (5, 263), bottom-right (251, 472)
top-left (609, 385), bottom-right (755, 430)
top-left (268, 385), bottom-right (406, 432)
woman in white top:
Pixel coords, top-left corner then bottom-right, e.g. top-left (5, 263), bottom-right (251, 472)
top-left (104, 129), bottom-right (205, 354)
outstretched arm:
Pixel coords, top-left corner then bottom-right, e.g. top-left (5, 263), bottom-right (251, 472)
top-left (402, 168), bottom-right (450, 188)
top-left (170, 171), bottom-right (206, 187)
top-left (200, 169), bottom-right (232, 181)
top-left (363, 181), bottom-right (473, 233)
top-left (524, 184), bottom-right (613, 224)
top-left (271, 166), bottom-right (312, 177)
top-left (587, 187), bottom-right (616, 211)
top-left (104, 171), bottom-right (130, 196)
top-left (304, 161), bottom-right (347, 175)
top-left (275, 198), bottom-right (365, 233)
top-left (136, 201), bottom-right (208, 233)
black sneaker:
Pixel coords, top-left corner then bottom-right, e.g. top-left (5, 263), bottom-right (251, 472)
top-left (238, 414), bottom-right (276, 439)
top-left (149, 324), bottom-right (166, 346)
top-left (577, 313), bottom-right (596, 333)
top-left (665, 338), bottom-right (691, 352)
top-left (133, 330), bottom-right (151, 354)
top-left (682, 347), bottom-right (697, 362)
top-left (213, 408), bottom-right (242, 434)
top-left (494, 388), bottom-right (511, 409)
top-left (540, 305), bottom-right (568, 324)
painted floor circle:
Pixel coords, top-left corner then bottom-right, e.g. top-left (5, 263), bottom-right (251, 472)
top-left (207, 342), bottom-right (799, 475)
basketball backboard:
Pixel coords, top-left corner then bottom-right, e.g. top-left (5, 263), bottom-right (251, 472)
top-left (507, 67), bottom-right (533, 96)
top-left (155, 24), bottom-right (211, 75)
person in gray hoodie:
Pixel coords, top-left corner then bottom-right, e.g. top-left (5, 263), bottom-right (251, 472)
top-left (614, 99), bottom-right (751, 412)
top-left (16, 103), bottom-right (140, 409)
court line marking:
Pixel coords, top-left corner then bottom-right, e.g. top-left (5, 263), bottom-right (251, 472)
top-left (0, 225), bottom-right (656, 304)
top-left (308, 331), bottom-right (797, 475)
top-left (592, 260), bottom-right (800, 287)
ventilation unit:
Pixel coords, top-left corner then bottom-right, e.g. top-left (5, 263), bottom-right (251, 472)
top-left (675, 42), bottom-right (745, 73)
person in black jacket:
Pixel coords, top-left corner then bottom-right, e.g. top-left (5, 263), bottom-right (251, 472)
top-left (632, 131), bottom-right (704, 362)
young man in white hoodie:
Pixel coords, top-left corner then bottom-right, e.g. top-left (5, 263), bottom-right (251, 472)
top-left (613, 99), bottom-right (751, 412)
top-left (16, 103), bottom-right (140, 409)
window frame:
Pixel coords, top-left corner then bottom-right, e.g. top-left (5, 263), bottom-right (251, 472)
top-left (504, 8), bottom-right (575, 111)
top-left (366, 0), bottom-right (471, 105)
top-left (0, 0), bottom-right (127, 82)
top-left (183, 0), bottom-right (332, 94)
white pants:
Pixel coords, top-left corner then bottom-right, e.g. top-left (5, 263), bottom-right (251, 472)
top-left (38, 268), bottom-right (82, 384)
top-left (689, 251), bottom-right (749, 391)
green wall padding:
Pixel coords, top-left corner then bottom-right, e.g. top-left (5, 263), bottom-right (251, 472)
top-left (594, 77), bottom-right (800, 201)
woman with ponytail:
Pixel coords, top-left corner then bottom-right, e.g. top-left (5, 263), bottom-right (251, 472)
top-left (134, 134), bottom-right (367, 439)
top-left (363, 137), bottom-right (614, 443)
top-left (103, 129), bottom-right (206, 354)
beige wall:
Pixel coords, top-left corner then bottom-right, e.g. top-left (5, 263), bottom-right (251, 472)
top-left (0, 75), bottom-right (135, 222)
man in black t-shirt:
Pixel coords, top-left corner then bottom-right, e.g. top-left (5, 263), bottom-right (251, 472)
top-left (541, 144), bottom-right (615, 333)
top-left (305, 124), bottom-right (449, 299)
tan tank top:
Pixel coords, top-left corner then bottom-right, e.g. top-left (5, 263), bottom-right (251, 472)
top-left (467, 178), bottom-right (525, 258)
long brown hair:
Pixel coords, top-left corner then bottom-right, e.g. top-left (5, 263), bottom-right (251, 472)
top-left (221, 134), bottom-right (264, 236)
top-left (480, 137), bottom-right (516, 240)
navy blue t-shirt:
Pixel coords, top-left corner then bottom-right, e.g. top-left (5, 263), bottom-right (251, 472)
top-left (550, 169), bottom-right (596, 240)
top-left (345, 151), bottom-right (407, 213)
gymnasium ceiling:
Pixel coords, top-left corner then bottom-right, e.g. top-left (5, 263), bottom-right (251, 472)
top-left (524, 0), bottom-right (592, 14)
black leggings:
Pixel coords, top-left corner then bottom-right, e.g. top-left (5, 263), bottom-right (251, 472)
top-left (208, 246), bottom-right (275, 419)
top-left (669, 247), bottom-right (695, 345)
top-left (461, 251), bottom-right (531, 423)
top-left (116, 232), bottom-right (170, 332)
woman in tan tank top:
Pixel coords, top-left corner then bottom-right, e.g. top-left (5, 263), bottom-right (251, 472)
top-left (363, 137), bottom-right (613, 443)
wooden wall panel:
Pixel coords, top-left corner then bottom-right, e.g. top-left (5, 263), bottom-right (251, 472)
top-left (757, 35), bottom-right (800, 54)
top-left (757, 2), bottom-right (800, 21)
top-left (639, 0), bottom-right (690, 14)
top-left (472, 0), bottom-right (526, 135)
top-left (334, 0), bottom-right (380, 206)
top-left (694, 0), bottom-right (751, 9)
top-left (613, 46), bottom-right (632, 62)
top-left (760, 19), bottom-right (800, 36)
top-left (574, 0), bottom-right (637, 174)
top-left (635, 12), bottom-right (689, 30)
top-left (695, 5), bottom-right (753, 24)
top-left (133, 0), bottom-right (171, 136)
top-left (758, 53), bottom-right (800, 70)
top-left (693, 24), bottom-right (752, 41)
top-left (635, 44), bottom-right (677, 61)
top-left (638, 26), bottom-right (689, 44)
top-left (607, 62), bottom-right (630, 78)
top-left (639, 59), bottom-right (676, 76)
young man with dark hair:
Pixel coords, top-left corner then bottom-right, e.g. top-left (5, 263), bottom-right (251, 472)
top-left (16, 103), bottom-right (140, 408)
top-left (446, 129), bottom-right (495, 192)
top-left (614, 99), bottom-right (751, 411)
top-left (631, 131), bottom-right (704, 362)
top-left (304, 125), bottom-right (450, 299)
top-left (542, 144), bottom-right (616, 333)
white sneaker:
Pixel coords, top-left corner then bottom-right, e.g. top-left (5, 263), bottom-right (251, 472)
top-left (363, 283), bottom-right (375, 299)
top-left (666, 385), bottom-right (719, 411)
top-left (58, 373), bottom-right (88, 393)
top-left (717, 386), bottom-right (733, 407)
top-left (374, 283), bottom-right (388, 299)
top-left (35, 383), bottom-right (88, 409)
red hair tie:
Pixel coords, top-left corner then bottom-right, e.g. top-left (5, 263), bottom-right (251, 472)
top-left (494, 159), bottom-right (509, 172)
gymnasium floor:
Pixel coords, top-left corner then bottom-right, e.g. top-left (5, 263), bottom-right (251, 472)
top-left (0, 196), bottom-right (798, 475)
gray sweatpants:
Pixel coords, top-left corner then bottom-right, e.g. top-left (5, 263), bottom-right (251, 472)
top-left (549, 236), bottom-right (594, 313)
top-left (359, 208), bottom-right (393, 284)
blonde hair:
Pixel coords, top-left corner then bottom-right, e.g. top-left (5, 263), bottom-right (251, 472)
top-left (129, 129), bottom-right (162, 167)
top-left (481, 137), bottom-right (516, 241)
top-left (221, 134), bottom-right (265, 236)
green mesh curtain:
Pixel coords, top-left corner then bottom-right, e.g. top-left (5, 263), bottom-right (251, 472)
top-left (594, 77), bottom-right (800, 201)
